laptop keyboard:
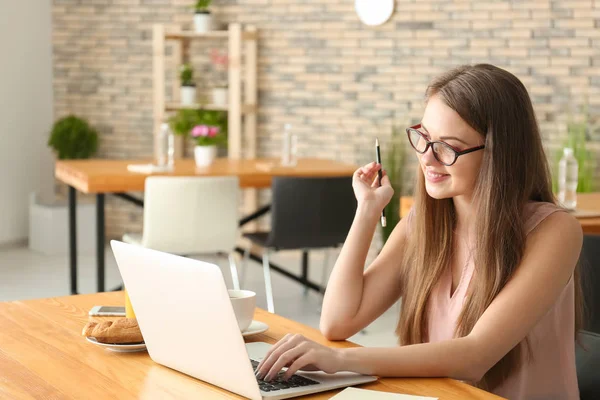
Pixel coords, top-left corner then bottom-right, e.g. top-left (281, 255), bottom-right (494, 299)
top-left (251, 359), bottom-right (320, 393)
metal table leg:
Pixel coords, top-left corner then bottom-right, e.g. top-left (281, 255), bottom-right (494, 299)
top-left (302, 250), bottom-right (309, 294)
top-left (68, 186), bottom-right (78, 295)
top-left (97, 194), bottom-right (105, 293)
top-left (237, 250), bottom-right (324, 293)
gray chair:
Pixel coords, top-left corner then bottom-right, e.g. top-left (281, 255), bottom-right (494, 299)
top-left (576, 235), bottom-right (600, 399)
top-left (241, 176), bottom-right (356, 313)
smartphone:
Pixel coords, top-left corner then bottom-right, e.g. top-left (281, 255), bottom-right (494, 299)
top-left (89, 306), bottom-right (126, 317)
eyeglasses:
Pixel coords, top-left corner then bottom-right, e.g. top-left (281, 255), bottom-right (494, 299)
top-left (406, 124), bottom-right (485, 166)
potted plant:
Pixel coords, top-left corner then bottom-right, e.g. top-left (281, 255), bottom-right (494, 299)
top-left (193, 0), bottom-right (212, 33)
top-left (191, 124), bottom-right (224, 166)
top-left (33, 115), bottom-right (99, 255)
top-left (168, 109), bottom-right (227, 167)
top-left (48, 115), bottom-right (99, 159)
top-left (210, 48), bottom-right (228, 106)
top-left (179, 63), bottom-right (196, 106)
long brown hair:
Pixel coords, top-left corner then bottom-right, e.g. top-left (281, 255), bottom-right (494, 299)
top-left (396, 64), bottom-right (583, 390)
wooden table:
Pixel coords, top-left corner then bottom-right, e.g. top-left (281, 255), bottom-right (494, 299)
top-left (400, 193), bottom-right (600, 234)
top-left (55, 158), bottom-right (357, 295)
top-left (55, 158), bottom-right (357, 193)
top-left (0, 292), bottom-right (502, 399)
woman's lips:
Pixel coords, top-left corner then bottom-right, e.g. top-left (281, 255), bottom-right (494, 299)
top-left (425, 169), bottom-right (450, 183)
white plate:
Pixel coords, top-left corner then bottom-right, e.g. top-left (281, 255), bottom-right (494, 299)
top-left (86, 337), bottom-right (147, 353)
top-left (242, 320), bottom-right (269, 337)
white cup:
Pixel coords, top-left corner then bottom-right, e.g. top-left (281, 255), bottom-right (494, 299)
top-left (228, 289), bottom-right (256, 332)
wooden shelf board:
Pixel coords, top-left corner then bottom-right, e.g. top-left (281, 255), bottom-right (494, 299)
top-left (165, 31), bottom-right (228, 40)
top-left (165, 102), bottom-right (257, 114)
top-left (165, 31), bottom-right (256, 41)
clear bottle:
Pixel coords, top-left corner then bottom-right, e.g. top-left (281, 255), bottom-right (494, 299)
top-left (167, 130), bottom-right (175, 170)
top-left (281, 123), bottom-right (292, 166)
top-left (157, 122), bottom-right (174, 169)
top-left (558, 147), bottom-right (578, 210)
top-left (289, 133), bottom-right (298, 167)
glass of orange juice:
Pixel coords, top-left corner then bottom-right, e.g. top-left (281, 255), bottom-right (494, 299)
top-left (125, 289), bottom-right (136, 319)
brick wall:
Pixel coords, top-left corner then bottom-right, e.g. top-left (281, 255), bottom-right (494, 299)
top-left (52, 0), bottom-right (600, 239)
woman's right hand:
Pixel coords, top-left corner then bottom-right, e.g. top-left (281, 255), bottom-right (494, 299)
top-left (352, 162), bottom-right (394, 213)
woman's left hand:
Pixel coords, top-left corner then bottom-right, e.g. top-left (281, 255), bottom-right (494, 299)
top-left (255, 334), bottom-right (344, 382)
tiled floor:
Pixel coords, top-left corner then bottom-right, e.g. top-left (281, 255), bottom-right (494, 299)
top-left (0, 245), bottom-right (400, 347)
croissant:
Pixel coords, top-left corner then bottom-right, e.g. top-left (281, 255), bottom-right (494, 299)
top-left (82, 318), bottom-right (143, 344)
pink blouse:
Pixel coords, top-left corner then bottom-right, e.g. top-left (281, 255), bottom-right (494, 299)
top-left (425, 202), bottom-right (579, 400)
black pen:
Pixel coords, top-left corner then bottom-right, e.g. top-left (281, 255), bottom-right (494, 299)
top-left (375, 138), bottom-right (387, 227)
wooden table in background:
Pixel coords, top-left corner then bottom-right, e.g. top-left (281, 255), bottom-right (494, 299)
top-left (55, 158), bottom-right (357, 193)
top-left (54, 158), bottom-right (357, 295)
top-left (0, 292), bottom-right (502, 399)
top-left (400, 193), bottom-right (600, 234)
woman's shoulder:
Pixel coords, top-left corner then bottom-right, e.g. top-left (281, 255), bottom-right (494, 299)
top-left (523, 201), bottom-right (577, 236)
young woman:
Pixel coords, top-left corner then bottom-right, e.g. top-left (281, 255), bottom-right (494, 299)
top-left (255, 64), bottom-right (583, 399)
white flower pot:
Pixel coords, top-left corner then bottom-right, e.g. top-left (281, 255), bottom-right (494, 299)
top-left (212, 87), bottom-right (228, 106)
top-left (194, 145), bottom-right (217, 167)
top-left (193, 12), bottom-right (212, 33)
top-left (180, 86), bottom-right (196, 105)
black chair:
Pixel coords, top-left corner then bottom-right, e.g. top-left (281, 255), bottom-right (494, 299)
top-left (242, 176), bottom-right (356, 313)
top-left (576, 235), bottom-right (600, 399)
top-left (580, 234), bottom-right (600, 334)
top-left (576, 330), bottom-right (600, 399)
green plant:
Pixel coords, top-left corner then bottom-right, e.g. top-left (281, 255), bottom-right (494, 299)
top-left (179, 63), bottom-right (194, 87)
top-left (380, 125), bottom-right (407, 244)
top-left (551, 107), bottom-right (596, 193)
top-left (195, 0), bottom-right (211, 12)
top-left (48, 115), bottom-right (99, 160)
top-left (168, 109), bottom-right (228, 146)
top-left (169, 109), bottom-right (198, 135)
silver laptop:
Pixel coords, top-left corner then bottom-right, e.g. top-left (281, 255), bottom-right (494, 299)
top-left (110, 240), bottom-right (377, 400)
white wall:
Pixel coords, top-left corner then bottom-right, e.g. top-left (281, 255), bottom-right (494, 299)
top-left (0, 1), bottom-right (54, 245)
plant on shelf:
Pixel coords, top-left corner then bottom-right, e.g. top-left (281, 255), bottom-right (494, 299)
top-left (168, 109), bottom-right (227, 138)
top-left (210, 48), bottom-right (229, 105)
top-left (48, 115), bottom-right (99, 160)
top-left (179, 63), bottom-right (196, 106)
top-left (380, 124), bottom-right (407, 245)
top-left (169, 109), bottom-right (197, 136)
top-left (191, 124), bottom-right (224, 147)
top-left (193, 0), bottom-right (213, 33)
top-left (168, 109), bottom-right (227, 167)
top-left (195, 0), bottom-right (211, 12)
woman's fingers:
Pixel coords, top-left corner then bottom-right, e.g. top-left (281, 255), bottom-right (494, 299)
top-left (256, 335), bottom-right (304, 379)
top-left (256, 334), bottom-right (292, 373)
top-left (355, 162), bottom-right (381, 184)
top-left (380, 171), bottom-right (391, 187)
top-left (263, 343), bottom-right (308, 382)
top-left (283, 352), bottom-right (315, 380)
top-left (370, 173), bottom-right (380, 188)
top-left (370, 169), bottom-right (389, 188)
top-left (354, 162), bottom-right (374, 176)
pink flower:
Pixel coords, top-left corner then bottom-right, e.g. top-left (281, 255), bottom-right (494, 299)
top-left (191, 125), bottom-right (209, 137)
top-left (211, 49), bottom-right (229, 68)
top-left (208, 126), bottom-right (219, 137)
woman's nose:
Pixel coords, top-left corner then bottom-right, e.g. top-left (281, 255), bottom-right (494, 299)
top-left (420, 145), bottom-right (440, 166)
